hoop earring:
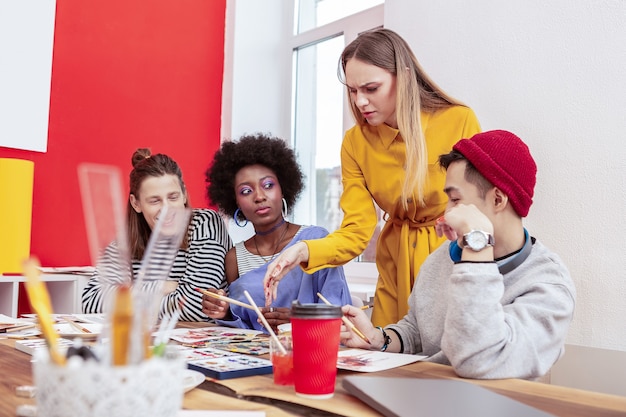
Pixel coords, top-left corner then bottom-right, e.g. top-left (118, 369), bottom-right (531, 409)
top-left (282, 198), bottom-right (288, 218)
top-left (233, 208), bottom-right (248, 227)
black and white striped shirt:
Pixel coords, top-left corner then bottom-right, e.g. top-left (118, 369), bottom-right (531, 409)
top-left (81, 209), bottom-right (232, 321)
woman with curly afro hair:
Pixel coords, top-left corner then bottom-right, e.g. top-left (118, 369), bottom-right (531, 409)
top-left (203, 133), bottom-right (352, 332)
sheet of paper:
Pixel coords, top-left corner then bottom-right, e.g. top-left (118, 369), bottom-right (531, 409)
top-left (67, 314), bottom-right (106, 324)
top-left (38, 266), bottom-right (96, 275)
top-left (0, 314), bottom-right (34, 325)
top-left (19, 313), bottom-right (106, 324)
top-left (0, 315), bottom-right (40, 338)
top-left (337, 348), bottom-right (426, 372)
top-left (178, 411), bottom-right (265, 417)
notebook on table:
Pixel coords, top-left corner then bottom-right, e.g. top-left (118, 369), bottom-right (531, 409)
top-left (342, 376), bottom-right (555, 417)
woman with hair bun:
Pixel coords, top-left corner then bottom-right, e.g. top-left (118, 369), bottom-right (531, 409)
top-left (81, 148), bottom-right (231, 321)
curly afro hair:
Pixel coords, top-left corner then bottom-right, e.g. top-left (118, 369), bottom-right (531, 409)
top-left (206, 133), bottom-right (305, 218)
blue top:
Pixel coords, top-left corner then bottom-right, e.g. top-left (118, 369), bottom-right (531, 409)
top-left (217, 225), bottom-right (352, 331)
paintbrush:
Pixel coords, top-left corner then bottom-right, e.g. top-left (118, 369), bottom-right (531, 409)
top-left (317, 292), bottom-right (370, 344)
top-left (242, 290), bottom-right (286, 355)
top-left (195, 288), bottom-right (255, 311)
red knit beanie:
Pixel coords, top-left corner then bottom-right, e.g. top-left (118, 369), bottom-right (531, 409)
top-left (453, 130), bottom-right (537, 217)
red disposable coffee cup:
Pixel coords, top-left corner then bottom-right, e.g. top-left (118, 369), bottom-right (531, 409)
top-left (290, 301), bottom-right (342, 399)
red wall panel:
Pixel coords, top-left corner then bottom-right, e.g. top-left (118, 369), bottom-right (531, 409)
top-left (0, 1), bottom-right (226, 272)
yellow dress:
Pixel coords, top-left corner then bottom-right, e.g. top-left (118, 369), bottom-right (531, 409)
top-left (304, 105), bottom-right (481, 326)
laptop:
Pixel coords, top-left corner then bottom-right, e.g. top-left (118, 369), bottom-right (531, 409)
top-left (342, 376), bottom-right (555, 417)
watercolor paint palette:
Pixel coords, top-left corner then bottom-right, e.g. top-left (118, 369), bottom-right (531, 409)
top-left (170, 326), bottom-right (270, 355)
top-left (182, 339), bottom-right (269, 356)
top-left (170, 326), bottom-right (264, 344)
top-left (184, 346), bottom-right (273, 380)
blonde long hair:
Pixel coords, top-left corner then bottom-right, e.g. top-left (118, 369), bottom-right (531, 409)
top-left (340, 28), bottom-right (465, 210)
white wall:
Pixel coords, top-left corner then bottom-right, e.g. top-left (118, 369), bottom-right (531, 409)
top-left (386, 0), bottom-right (626, 352)
top-left (226, 1), bottom-right (626, 352)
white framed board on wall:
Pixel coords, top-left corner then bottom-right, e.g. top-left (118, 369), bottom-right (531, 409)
top-left (0, 0), bottom-right (56, 153)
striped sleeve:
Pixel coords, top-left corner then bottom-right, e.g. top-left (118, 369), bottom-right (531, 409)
top-left (160, 209), bottom-right (232, 321)
top-left (81, 242), bottom-right (130, 314)
top-left (81, 209), bottom-right (231, 321)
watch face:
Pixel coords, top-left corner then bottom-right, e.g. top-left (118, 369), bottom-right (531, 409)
top-left (464, 230), bottom-right (492, 251)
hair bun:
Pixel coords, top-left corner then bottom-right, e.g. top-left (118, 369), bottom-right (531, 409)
top-left (131, 148), bottom-right (152, 168)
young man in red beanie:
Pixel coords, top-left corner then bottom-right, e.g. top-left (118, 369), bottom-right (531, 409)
top-left (339, 130), bottom-right (576, 380)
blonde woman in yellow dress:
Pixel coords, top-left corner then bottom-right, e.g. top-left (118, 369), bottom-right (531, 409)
top-left (264, 28), bottom-right (481, 326)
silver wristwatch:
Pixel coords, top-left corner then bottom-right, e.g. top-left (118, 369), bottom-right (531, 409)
top-left (461, 230), bottom-right (495, 252)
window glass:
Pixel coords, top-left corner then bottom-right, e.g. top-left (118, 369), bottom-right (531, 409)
top-left (292, 35), bottom-right (344, 234)
top-left (296, 0), bottom-right (384, 34)
top-left (291, 2), bottom-right (383, 265)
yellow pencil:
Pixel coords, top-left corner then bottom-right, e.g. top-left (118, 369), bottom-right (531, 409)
top-left (317, 292), bottom-right (370, 344)
top-left (22, 257), bottom-right (66, 365)
top-left (111, 284), bottom-right (133, 366)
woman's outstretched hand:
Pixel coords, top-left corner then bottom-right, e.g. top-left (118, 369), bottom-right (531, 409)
top-left (263, 241), bottom-right (309, 305)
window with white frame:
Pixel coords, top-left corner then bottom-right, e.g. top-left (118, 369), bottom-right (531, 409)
top-left (289, 1), bottom-right (383, 285)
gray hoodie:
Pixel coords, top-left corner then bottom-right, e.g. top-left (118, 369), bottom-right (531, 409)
top-left (386, 238), bottom-right (576, 380)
